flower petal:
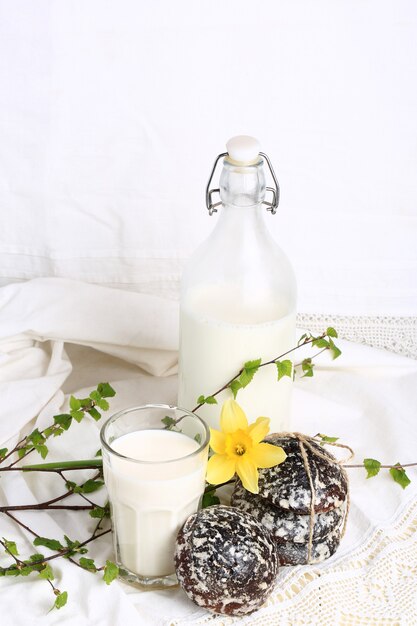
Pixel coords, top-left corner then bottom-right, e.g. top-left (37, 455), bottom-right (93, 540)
top-left (248, 417), bottom-right (270, 444)
top-left (209, 428), bottom-right (226, 454)
top-left (251, 443), bottom-right (287, 469)
top-left (236, 455), bottom-right (259, 494)
top-left (220, 399), bottom-right (248, 434)
top-left (206, 453), bottom-right (236, 485)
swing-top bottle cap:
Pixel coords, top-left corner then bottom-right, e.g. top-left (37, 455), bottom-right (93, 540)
top-left (206, 136), bottom-right (280, 215)
top-left (225, 135), bottom-right (261, 166)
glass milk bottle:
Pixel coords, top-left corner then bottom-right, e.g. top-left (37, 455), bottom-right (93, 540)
top-left (178, 136), bottom-right (296, 432)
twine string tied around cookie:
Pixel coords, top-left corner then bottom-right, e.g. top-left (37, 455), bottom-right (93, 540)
top-left (279, 432), bottom-right (352, 564)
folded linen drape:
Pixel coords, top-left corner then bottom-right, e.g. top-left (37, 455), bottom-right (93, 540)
top-left (0, 278), bottom-right (179, 443)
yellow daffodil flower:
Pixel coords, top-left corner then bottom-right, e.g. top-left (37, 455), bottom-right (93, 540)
top-left (206, 399), bottom-right (287, 494)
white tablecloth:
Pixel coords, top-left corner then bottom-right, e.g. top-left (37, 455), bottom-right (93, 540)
top-left (1, 279), bottom-right (417, 625)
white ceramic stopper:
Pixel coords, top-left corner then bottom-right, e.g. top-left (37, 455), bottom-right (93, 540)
top-left (226, 135), bottom-right (261, 165)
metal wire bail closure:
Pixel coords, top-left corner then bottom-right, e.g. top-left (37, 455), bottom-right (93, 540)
top-left (205, 150), bottom-right (280, 216)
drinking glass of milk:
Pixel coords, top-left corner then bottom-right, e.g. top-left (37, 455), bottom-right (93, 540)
top-left (100, 404), bottom-right (210, 589)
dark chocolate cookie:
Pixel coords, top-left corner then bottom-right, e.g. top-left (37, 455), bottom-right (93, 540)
top-left (231, 481), bottom-right (347, 544)
top-left (276, 524), bottom-right (342, 565)
top-left (174, 505), bottom-right (278, 616)
top-left (254, 435), bottom-right (348, 514)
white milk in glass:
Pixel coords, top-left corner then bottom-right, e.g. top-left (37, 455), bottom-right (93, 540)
top-left (104, 429), bottom-right (205, 577)
top-left (178, 284), bottom-right (296, 431)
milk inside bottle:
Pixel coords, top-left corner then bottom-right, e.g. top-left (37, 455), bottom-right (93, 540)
top-left (178, 136), bottom-right (297, 431)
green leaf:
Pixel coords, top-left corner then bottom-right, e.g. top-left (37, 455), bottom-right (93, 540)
top-left (301, 358), bottom-right (314, 377)
top-left (363, 458), bottom-right (381, 479)
top-left (297, 333), bottom-right (309, 345)
top-left (52, 591), bottom-right (68, 611)
top-left (389, 463), bottom-right (411, 489)
top-left (89, 506), bottom-right (108, 519)
top-left (97, 383), bottom-right (116, 398)
top-left (318, 434), bottom-right (339, 445)
top-left (0, 448), bottom-right (8, 459)
top-left (33, 537), bottom-right (64, 552)
top-left (202, 491), bottom-right (221, 508)
top-left (276, 359), bottom-right (293, 381)
top-left (43, 427), bottom-right (56, 438)
top-left (38, 564), bottom-right (54, 580)
top-left (69, 396), bottom-right (81, 411)
top-left (326, 327), bottom-right (338, 338)
top-left (5, 566), bottom-right (20, 576)
top-left (87, 407), bottom-right (101, 421)
top-left (29, 553), bottom-right (45, 563)
top-left (97, 398), bottom-right (109, 411)
top-left (24, 561), bottom-right (43, 573)
top-left (63, 535), bottom-right (78, 549)
top-left (2, 538), bottom-right (18, 556)
top-left (19, 566), bottom-right (35, 576)
top-left (54, 414), bottom-right (72, 430)
top-left (81, 479), bottom-right (104, 494)
top-left (229, 380), bottom-right (242, 399)
top-left (61, 536), bottom-right (86, 557)
top-left (103, 560), bottom-right (119, 585)
top-left (162, 416), bottom-right (177, 429)
top-left (35, 444), bottom-right (49, 460)
top-left (65, 480), bottom-right (82, 494)
top-left (197, 395), bottom-right (217, 406)
top-left (18, 447), bottom-right (29, 459)
top-left (95, 449), bottom-right (102, 457)
top-left (70, 409), bottom-right (85, 423)
top-left (29, 429), bottom-right (45, 446)
top-left (312, 337), bottom-right (330, 349)
top-left (328, 338), bottom-right (342, 360)
top-left (79, 557), bottom-right (97, 572)
top-left (89, 390), bottom-right (102, 403)
top-left (239, 358), bottom-right (262, 388)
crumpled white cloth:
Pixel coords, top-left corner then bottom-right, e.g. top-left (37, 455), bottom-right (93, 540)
top-left (1, 278), bottom-right (417, 625)
top-left (0, 278), bottom-right (178, 443)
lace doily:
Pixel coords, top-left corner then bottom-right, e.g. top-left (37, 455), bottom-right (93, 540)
top-left (173, 497), bottom-right (417, 626)
top-left (297, 313), bottom-right (417, 360)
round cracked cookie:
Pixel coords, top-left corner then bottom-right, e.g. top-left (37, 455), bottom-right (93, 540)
top-left (254, 435), bottom-right (348, 514)
top-left (174, 505), bottom-right (278, 616)
top-left (276, 524), bottom-right (343, 565)
top-left (231, 481), bottom-right (347, 544)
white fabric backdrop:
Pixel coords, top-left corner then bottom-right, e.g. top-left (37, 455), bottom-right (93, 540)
top-left (0, 1), bottom-right (416, 317)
